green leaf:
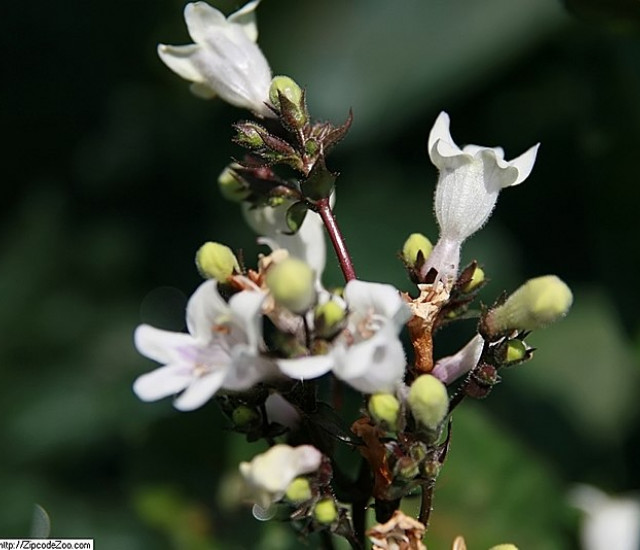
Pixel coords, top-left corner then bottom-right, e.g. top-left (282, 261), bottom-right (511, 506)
top-left (284, 201), bottom-right (308, 234)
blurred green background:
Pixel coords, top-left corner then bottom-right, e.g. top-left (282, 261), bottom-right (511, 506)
top-left (3, 0), bottom-right (640, 548)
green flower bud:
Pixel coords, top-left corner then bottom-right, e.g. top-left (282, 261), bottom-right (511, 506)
top-left (368, 393), bottom-right (400, 431)
top-left (233, 121), bottom-right (266, 149)
top-left (485, 275), bottom-right (573, 337)
top-left (505, 339), bottom-right (527, 363)
top-left (402, 233), bottom-right (433, 266)
top-left (408, 375), bottom-right (449, 431)
top-left (269, 76), bottom-right (307, 129)
top-left (314, 299), bottom-right (347, 338)
top-left (269, 76), bottom-right (303, 110)
top-left (462, 266), bottom-right (485, 293)
top-left (266, 258), bottom-right (316, 313)
top-left (394, 456), bottom-right (420, 481)
top-left (218, 165), bottom-right (249, 203)
top-left (231, 405), bottom-right (260, 432)
top-left (313, 498), bottom-right (338, 525)
top-left (489, 545), bottom-right (519, 550)
top-left (195, 242), bottom-right (240, 281)
top-left (285, 477), bottom-right (312, 503)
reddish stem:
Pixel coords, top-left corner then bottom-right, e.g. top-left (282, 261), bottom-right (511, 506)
top-left (315, 198), bottom-right (357, 282)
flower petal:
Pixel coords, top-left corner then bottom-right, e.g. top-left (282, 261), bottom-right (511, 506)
top-left (228, 290), bottom-right (266, 349)
top-left (432, 334), bottom-right (484, 384)
top-left (428, 112), bottom-right (460, 165)
top-left (334, 324), bottom-right (406, 394)
top-left (224, 352), bottom-right (276, 391)
top-left (157, 44), bottom-right (205, 83)
top-left (186, 280), bottom-right (228, 341)
top-left (173, 370), bottom-right (227, 411)
top-left (277, 354), bottom-right (335, 380)
top-left (184, 2), bottom-right (226, 44)
top-left (344, 280), bottom-right (410, 329)
top-left (509, 143), bottom-right (540, 186)
top-left (228, 0), bottom-right (261, 42)
top-left (133, 363), bottom-right (193, 402)
top-left (134, 324), bottom-right (196, 364)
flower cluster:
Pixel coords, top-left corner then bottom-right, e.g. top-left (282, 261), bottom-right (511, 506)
top-left (134, 1), bottom-right (574, 547)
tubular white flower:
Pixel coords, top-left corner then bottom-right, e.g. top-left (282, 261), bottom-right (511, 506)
top-left (158, 1), bottom-right (273, 116)
top-left (431, 334), bottom-right (484, 385)
top-left (278, 280), bottom-right (411, 394)
top-left (570, 485), bottom-right (640, 550)
top-left (239, 444), bottom-right (323, 509)
top-left (421, 111), bottom-right (539, 285)
top-left (133, 280), bottom-right (275, 411)
top-left (243, 199), bottom-right (327, 284)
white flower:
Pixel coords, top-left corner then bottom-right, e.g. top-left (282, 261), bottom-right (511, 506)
top-left (239, 444), bottom-right (322, 509)
top-left (158, 1), bottom-right (273, 116)
top-left (243, 199), bottom-right (327, 284)
top-left (431, 334), bottom-right (484, 385)
top-left (569, 485), bottom-right (640, 550)
top-left (421, 111), bottom-right (539, 285)
top-left (133, 280), bottom-right (274, 411)
top-left (278, 280), bottom-right (411, 394)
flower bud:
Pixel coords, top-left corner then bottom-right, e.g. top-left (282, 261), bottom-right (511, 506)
top-left (285, 477), bottom-right (312, 503)
top-left (234, 121), bottom-right (267, 149)
top-left (314, 299), bottom-right (347, 338)
top-left (402, 233), bottom-right (433, 267)
top-left (218, 165), bottom-right (249, 203)
top-left (394, 456), bottom-right (420, 481)
top-left (462, 266), bottom-right (485, 293)
top-left (408, 375), bottom-right (449, 431)
top-left (489, 545), bottom-right (519, 550)
top-left (368, 393), bottom-right (400, 431)
top-left (231, 405), bottom-right (261, 432)
top-left (484, 275), bottom-right (573, 338)
top-left (269, 75), bottom-right (307, 129)
top-left (313, 498), bottom-right (338, 525)
top-left (266, 258), bottom-right (316, 313)
top-left (195, 242), bottom-right (240, 281)
top-left (505, 339), bottom-right (527, 363)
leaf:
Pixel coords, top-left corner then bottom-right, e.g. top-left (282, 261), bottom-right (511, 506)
top-left (284, 201), bottom-right (308, 234)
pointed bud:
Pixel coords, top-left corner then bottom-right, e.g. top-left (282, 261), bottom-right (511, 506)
top-left (505, 339), bottom-right (527, 363)
top-left (285, 477), bottom-right (312, 503)
top-left (314, 299), bottom-right (347, 338)
top-left (483, 275), bottom-right (573, 338)
top-left (402, 233), bottom-right (433, 267)
top-left (269, 75), bottom-right (307, 129)
top-left (233, 121), bottom-right (267, 149)
top-left (269, 76), bottom-right (303, 110)
top-left (195, 242), bottom-right (240, 281)
top-left (368, 393), bottom-right (400, 431)
top-left (218, 165), bottom-right (250, 202)
top-left (462, 266), bottom-right (485, 293)
top-left (408, 375), bottom-right (449, 431)
top-left (313, 498), bottom-right (338, 525)
top-left (266, 258), bottom-right (316, 313)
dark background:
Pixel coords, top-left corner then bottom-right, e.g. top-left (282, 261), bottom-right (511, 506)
top-left (3, 0), bottom-right (640, 548)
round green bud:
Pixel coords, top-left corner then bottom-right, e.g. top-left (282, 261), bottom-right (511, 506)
top-left (218, 166), bottom-right (249, 203)
top-left (368, 393), bottom-right (400, 431)
top-left (313, 498), bottom-right (338, 525)
top-left (231, 405), bottom-right (260, 430)
top-left (402, 233), bottom-right (433, 266)
top-left (486, 275), bottom-right (573, 335)
top-left (266, 258), bottom-right (316, 313)
top-left (489, 545), bottom-right (519, 550)
top-left (462, 266), bottom-right (485, 293)
top-left (285, 477), bottom-right (312, 503)
top-left (314, 299), bottom-right (347, 338)
top-left (195, 242), bottom-right (240, 282)
top-left (269, 76), bottom-right (303, 110)
top-left (408, 375), bottom-right (449, 431)
top-left (505, 339), bottom-right (527, 363)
